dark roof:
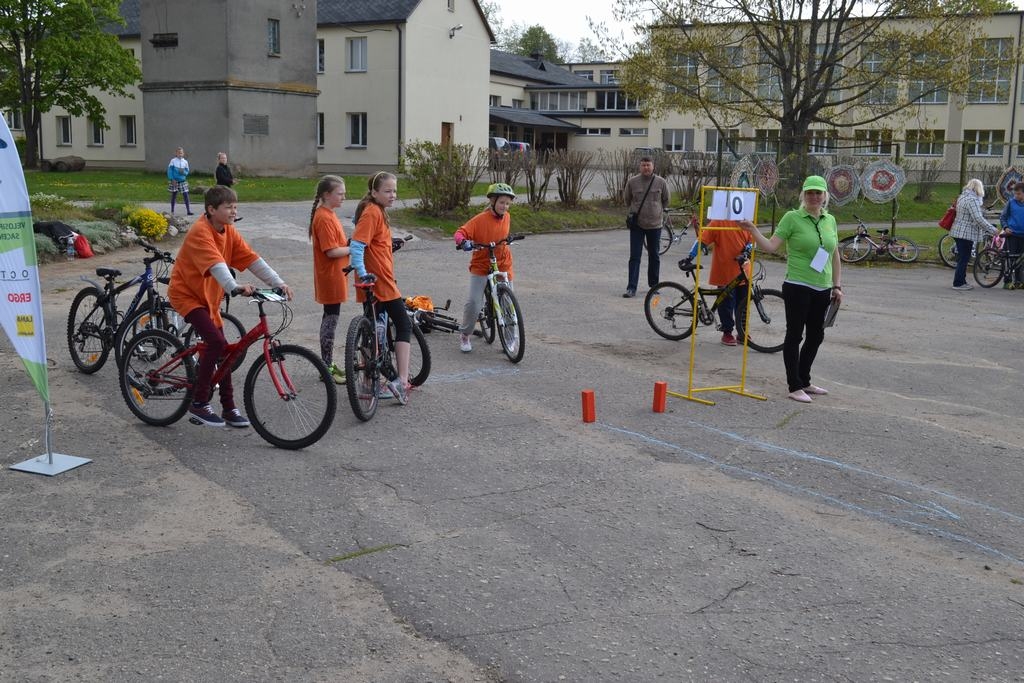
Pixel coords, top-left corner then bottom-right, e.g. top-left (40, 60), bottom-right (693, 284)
top-left (490, 49), bottom-right (597, 88)
top-left (117, 1), bottom-right (494, 41)
top-left (489, 107), bottom-right (577, 129)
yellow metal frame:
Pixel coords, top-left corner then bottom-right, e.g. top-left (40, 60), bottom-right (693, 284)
top-left (668, 186), bottom-right (767, 406)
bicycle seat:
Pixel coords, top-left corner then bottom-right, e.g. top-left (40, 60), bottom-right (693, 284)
top-left (877, 229), bottom-right (890, 236)
top-left (678, 258), bottom-right (696, 272)
top-left (96, 267), bottom-right (121, 279)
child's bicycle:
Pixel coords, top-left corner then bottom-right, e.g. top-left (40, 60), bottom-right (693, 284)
top-left (974, 233), bottom-right (1022, 288)
top-left (118, 288), bottom-right (337, 450)
top-left (839, 214), bottom-right (919, 263)
top-left (67, 240), bottom-right (177, 373)
top-left (644, 245), bottom-right (785, 353)
top-left (342, 266), bottom-right (432, 422)
top-left (458, 233), bottom-right (526, 363)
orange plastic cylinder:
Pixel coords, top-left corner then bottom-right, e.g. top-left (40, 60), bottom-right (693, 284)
top-left (581, 389), bottom-right (596, 423)
top-left (653, 381), bottom-right (668, 413)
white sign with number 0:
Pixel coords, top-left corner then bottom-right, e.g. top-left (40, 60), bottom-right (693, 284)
top-left (706, 189), bottom-right (757, 221)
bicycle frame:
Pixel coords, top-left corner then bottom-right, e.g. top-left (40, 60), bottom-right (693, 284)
top-left (83, 255), bottom-right (166, 338)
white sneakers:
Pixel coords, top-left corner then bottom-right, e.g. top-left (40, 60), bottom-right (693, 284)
top-left (459, 333), bottom-right (472, 353)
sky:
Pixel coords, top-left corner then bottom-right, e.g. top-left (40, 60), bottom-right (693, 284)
top-left (498, 0), bottom-right (638, 50)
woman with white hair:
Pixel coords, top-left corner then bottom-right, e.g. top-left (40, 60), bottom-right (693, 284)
top-left (950, 178), bottom-right (998, 291)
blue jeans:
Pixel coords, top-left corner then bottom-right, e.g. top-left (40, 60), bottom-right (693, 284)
top-left (627, 227), bottom-right (662, 290)
top-left (718, 285), bottom-right (747, 335)
top-left (953, 237), bottom-right (973, 287)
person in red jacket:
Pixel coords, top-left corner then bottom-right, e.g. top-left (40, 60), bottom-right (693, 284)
top-left (453, 183), bottom-right (516, 353)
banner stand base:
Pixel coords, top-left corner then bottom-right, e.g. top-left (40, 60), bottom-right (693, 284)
top-left (11, 453), bottom-right (91, 476)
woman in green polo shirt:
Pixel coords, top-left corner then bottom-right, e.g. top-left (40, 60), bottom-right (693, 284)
top-left (740, 175), bottom-right (844, 403)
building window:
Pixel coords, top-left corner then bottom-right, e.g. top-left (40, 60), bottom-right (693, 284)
top-left (448, 0), bottom-right (455, 10)
top-left (511, 99), bottom-right (524, 109)
top-left (863, 48), bottom-right (897, 105)
top-left (576, 128), bottom-right (611, 136)
top-left (596, 90), bottom-right (641, 111)
top-left (599, 69), bottom-right (618, 84)
top-left (120, 115), bottom-right (136, 146)
top-left (969, 38), bottom-right (1012, 104)
top-left (620, 127), bottom-right (648, 136)
top-left (576, 69), bottom-right (593, 81)
top-left (706, 128), bottom-right (739, 154)
top-left (909, 53), bottom-right (948, 104)
top-left (88, 119), bottom-right (104, 146)
top-left (316, 113), bottom-right (325, 148)
top-left (905, 129), bottom-right (945, 156)
top-left (754, 129), bottom-right (779, 154)
top-left (707, 46), bottom-right (742, 102)
top-left (4, 109), bottom-right (22, 130)
top-left (317, 39), bottom-right (325, 73)
top-left (1016, 130), bottom-right (1024, 156)
top-left (809, 129), bottom-right (837, 155)
top-left (347, 37), bottom-right (367, 72)
top-left (349, 112), bottom-right (367, 147)
top-left (56, 116), bottom-right (72, 146)
top-left (757, 55), bottom-right (781, 101)
top-left (530, 91), bottom-right (584, 111)
top-left (489, 95), bottom-right (501, 107)
top-left (853, 129), bottom-right (893, 155)
top-left (267, 18), bottom-right (280, 56)
top-left (663, 128), bottom-right (694, 152)
top-left (964, 129), bottom-right (1004, 156)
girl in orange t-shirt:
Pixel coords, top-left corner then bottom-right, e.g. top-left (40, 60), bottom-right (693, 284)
top-left (168, 185), bottom-right (293, 427)
top-left (684, 219), bottom-right (752, 346)
top-left (349, 171), bottom-right (410, 404)
top-left (453, 183), bottom-right (516, 353)
top-left (308, 175), bottom-right (350, 384)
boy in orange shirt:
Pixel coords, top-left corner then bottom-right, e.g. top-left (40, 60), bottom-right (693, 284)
top-left (168, 185), bottom-right (293, 427)
top-left (682, 218), bottom-right (751, 345)
top-left (453, 183), bottom-right (515, 352)
top-left (309, 175), bottom-right (350, 384)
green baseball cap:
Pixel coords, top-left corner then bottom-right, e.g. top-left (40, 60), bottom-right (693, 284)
top-left (802, 175), bottom-right (827, 192)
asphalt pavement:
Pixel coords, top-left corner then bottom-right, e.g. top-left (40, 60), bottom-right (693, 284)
top-left (3, 204), bottom-right (1024, 681)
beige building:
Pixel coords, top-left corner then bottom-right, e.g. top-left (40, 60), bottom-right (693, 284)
top-left (12, 7), bottom-right (1024, 180)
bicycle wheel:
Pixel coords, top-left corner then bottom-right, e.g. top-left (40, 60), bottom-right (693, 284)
top-left (887, 237), bottom-right (919, 263)
top-left (119, 329), bottom-right (194, 426)
top-left (114, 299), bottom-right (185, 369)
top-left (495, 284), bottom-right (525, 363)
top-left (183, 311), bottom-right (247, 371)
top-left (244, 344), bottom-right (336, 450)
top-left (478, 288), bottom-right (496, 344)
top-left (67, 287), bottom-right (112, 373)
top-left (938, 233), bottom-right (959, 268)
top-left (659, 226), bottom-right (675, 254)
top-left (344, 316), bottom-right (379, 422)
top-left (644, 281), bottom-right (694, 341)
top-left (838, 236), bottom-right (871, 263)
top-left (738, 288), bottom-right (785, 353)
top-left (973, 248), bottom-right (1005, 288)
top-left (388, 317), bottom-right (432, 386)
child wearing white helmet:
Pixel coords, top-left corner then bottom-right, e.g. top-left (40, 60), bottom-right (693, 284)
top-left (453, 183), bottom-right (516, 352)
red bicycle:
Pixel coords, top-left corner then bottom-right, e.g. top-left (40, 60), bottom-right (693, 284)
top-left (118, 289), bottom-right (336, 450)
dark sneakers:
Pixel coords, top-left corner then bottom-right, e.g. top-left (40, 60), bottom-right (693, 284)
top-left (622, 289), bottom-right (636, 298)
top-left (222, 408), bottom-right (250, 428)
top-left (188, 402), bottom-right (225, 427)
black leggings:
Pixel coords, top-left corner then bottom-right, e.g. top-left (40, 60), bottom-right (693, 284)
top-left (365, 298), bottom-right (411, 343)
top-left (782, 282), bottom-right (832, 393)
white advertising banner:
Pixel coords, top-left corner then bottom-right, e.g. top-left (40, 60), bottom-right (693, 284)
top-left (0, 117), bottom-right (49, 403)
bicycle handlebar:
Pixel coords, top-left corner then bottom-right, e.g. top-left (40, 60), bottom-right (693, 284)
top-left (457, 233), bottom-right (526, 252)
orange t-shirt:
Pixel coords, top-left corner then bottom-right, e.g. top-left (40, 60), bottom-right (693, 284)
top-left (352, 202), bottom-right (400, 303)
top-left (311, 205), bottom-right (349, 305)
top-left (458, 209), bottom-right (513, 279)
top-left (699, 219), bottom-right (752, 287)
top-left (168, 215), bottom-right (258, 326)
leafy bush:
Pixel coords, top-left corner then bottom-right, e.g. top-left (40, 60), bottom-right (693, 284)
top-left (29, 192), bottom-right (93, 221)
top-left (402, 140), bottom-right (486, 216)
top-left (89, 200), bottom-right (139, 222)
top-left (126, 207), bottom-right (168, 241)
top-left (71, 220), bottom-right (126, 253)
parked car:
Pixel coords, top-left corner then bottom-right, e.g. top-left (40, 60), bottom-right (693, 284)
top-left (489, 137), bottom-right (510, 156)
top-left (507, 141), bottom-right (531, 158)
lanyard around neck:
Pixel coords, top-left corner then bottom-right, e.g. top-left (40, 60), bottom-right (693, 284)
top-left (806, 214), bottom-right (823, 246)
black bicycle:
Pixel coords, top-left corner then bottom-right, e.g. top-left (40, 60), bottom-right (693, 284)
top-left (66, 240), bottom-right (177, 373)
top-left (973, 236), bottom-right (1024, 288)
top-left (644, 245), bottom-right (785, 353)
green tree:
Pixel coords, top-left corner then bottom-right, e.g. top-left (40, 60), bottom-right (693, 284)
top-left (616, 0), bottom-right (1015, 173)
top-left (0, 0), bottom-right (141, 168)
top-left (501, 23), bottom-right (571, 63)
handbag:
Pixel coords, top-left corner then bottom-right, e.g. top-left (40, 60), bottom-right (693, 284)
top-left (626, 175), bottom-right (656, 229)
top-left (938, 203), bottom-right (956, 230)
